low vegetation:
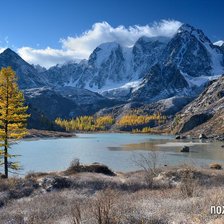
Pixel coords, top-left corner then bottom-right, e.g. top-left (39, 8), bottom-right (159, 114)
top-left (0, 163), bottom-right (224, 223)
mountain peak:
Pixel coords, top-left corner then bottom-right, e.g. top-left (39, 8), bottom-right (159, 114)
top-left (178, 23), bottom-right (196, 33)
top-left (177, 23), bottom-right (211, 44)
top-left (178, 23), bottom-right (205, 37)
top-left (98, 42), bottom-right (120, 50)
top-left (0, 48), bottom-right (25, 62)
top-left (89, 41), bottom-right (122, 67)
top-left (0, 47), bottom-right (31, 66)
top-left (2, 48), bottom-right (17, 56)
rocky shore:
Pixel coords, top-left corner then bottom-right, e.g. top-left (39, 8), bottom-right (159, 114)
top-left (25, 129), bottom-right (76, 139)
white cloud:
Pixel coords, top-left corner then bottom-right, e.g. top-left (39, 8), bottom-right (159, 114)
top-left (17, 20), bottom-right (182, 68)
top-left (17, 47), bottom-right (77, 69)
top-left (0, 48), bottom-right (6, 53)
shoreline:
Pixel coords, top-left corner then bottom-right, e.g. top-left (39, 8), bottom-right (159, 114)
top-left (25, 129), bottom-right (224, 142)
top-left (25, 129), bottom-right (76, 139)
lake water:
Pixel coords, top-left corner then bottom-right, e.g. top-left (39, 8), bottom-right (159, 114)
top-left (6, 133), bottom-right (224, 175)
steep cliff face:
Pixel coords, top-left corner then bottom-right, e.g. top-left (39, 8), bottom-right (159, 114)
top-left (173, 75), bottom-right (224, 135)
top-left (131, 64), bottom-right (190, 102)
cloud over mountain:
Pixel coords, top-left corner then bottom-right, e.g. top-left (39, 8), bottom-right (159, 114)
top-left (17, 20), bottom-right (182, 68)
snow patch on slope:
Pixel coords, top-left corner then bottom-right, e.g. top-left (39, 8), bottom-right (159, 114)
top-left (214, 40), bottom-right (224, 47)
top-left (100, 80), bottom-right (142, 98)
top-left (204, 43), bottom-right (224, 75)
top-left (182, 72), bottom-right (222, 87)
top-left (94, 42), bottom-right (120, 67)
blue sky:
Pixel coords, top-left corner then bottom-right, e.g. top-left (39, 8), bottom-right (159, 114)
top-left (0, 0), bottom-right (223, 67)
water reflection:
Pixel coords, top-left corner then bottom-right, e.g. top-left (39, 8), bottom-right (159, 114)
top-left (113, 138), bottom-right (224, 161)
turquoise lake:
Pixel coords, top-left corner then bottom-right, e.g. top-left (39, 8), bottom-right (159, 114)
top-left (6, 133), bottom-right (224, 175)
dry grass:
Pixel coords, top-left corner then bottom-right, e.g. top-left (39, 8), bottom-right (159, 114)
top-left (0, 166), bottom-right (224, 223)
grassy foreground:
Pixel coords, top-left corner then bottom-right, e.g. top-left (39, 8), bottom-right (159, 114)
top-left (0, 162), bottom-right (224, 224)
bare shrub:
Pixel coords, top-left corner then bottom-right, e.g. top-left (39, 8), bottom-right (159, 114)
top-left (70, 158), bottom-right (81, 170)
top-left (65, 159), bottom-right (115, 176)
top-left (65, 158), bottom-right (81, 175)
top-left (0, 177), bottom-right (38, 200)
top-left (0, 177), bottom-right (20, 192)
top-left (9, 186), bottom-right (34, 199)
top-left (25, 192), bottom-right (72, 224)
top-left (92, 189), bottom-right (120, 224)
top-left (41, 176), bottom-right (72, 191)
top-left (179, 167), bottom-right (198, 198)
top-left (133, 152), bottom-right (162, 187)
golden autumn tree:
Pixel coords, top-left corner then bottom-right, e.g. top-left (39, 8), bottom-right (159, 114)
top-left (0, 67), bottom-right (29, 178)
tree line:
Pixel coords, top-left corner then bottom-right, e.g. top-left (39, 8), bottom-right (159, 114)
top-left (55, 115), bottom-right (114, 131)
top-left (55, 113), bottom-right (166, 132)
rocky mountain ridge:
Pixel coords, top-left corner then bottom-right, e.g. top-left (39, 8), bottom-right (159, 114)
top-left (173, 75), bottom-right (224, 136)
top-left (38, 23), bottom-right (224, 102)
top-left (0, 23), bottom-right (223, 131)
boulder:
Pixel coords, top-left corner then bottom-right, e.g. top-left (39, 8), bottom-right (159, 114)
top-left (209, 163), bottom-right (222, 170)
top-left (217, 135), bottom-right (224, 141)
top-left (180, 146), bottom-right (190, 153)
top-left (199, 133), bottom-right (207, 139)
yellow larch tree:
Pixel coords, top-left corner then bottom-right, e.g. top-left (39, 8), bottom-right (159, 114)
top-left (0, 67), bottom-right (30, 178)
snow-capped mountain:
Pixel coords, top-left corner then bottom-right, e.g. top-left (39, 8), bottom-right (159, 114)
top-left (41, 36), bottom-right (169, 92)
top-left (128, 24), bottom-right (224, 102)
top-left (1, 23), bottom-right (223, 97)
top-left (36, 23), bottom-right (224, 102)
top-left (0, 23), bottom-right (223, 126)
top-left (162, 24), bottom-right (224, 77)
